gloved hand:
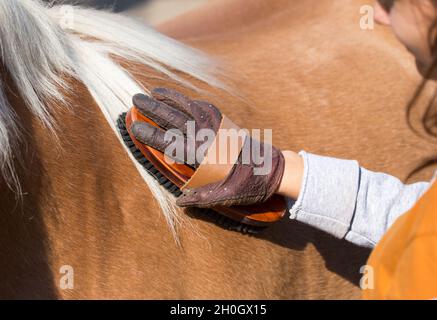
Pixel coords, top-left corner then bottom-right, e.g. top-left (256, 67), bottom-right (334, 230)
top-left (131, 88), bottom-right (285, 208)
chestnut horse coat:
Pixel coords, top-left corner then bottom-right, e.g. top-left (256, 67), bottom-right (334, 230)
top-left (0, 0), bottom-right (434, 299)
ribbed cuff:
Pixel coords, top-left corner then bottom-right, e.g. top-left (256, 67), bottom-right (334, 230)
top-left (288, 151), bottom-right (361, 239)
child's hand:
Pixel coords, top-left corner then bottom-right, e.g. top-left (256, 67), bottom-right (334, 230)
top-left (131, 88), bottom-right (287, 208)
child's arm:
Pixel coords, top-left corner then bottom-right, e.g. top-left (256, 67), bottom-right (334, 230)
top-left (279, 151), bottom-right (431, 248)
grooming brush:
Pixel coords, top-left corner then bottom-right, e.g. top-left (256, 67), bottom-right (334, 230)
top-left (117, 107), bottom-right (287, 234)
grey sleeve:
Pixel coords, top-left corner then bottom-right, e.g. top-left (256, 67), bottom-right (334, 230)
top-left (288, 151), bottom-right (431, 248)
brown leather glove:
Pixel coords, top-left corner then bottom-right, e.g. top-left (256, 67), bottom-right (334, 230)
top-left (131, 88), bottom-right (285, 208)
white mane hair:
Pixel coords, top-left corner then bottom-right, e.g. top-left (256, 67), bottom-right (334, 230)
top-left (0, 0), bottom-right (225, 238)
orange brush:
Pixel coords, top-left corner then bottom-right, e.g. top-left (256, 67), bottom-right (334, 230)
top-left (118, 107), bottom-right (287, 233)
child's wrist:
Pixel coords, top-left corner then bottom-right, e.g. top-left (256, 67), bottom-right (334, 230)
top-left (277, 150), bottom-right (304, 199)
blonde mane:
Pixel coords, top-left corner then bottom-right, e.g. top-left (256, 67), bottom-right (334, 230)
top-left (0, 0), bottom-right (224, 237)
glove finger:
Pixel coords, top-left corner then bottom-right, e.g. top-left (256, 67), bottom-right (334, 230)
top-left (176, 183), bottom-right (223, 208)
top-left (176, 182), bottom-right (252, 208)
top-left (131, 121), bottom-right (189, 165)
top-left (191, 100), bottom-right (222, 132)
top-left (133, 93), bottom-right (191, 134)
top-left (131, 121), bottom-right (201, 167)
top-left (151, 87), bottom-right (197, 118)
top-left (152, 88), bottom-right (223, 133)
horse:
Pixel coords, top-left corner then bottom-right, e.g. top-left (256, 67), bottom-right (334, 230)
top-left (0, 0), bottom-right (434, 299)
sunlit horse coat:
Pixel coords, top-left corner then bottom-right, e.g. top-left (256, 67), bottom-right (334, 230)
top-left (0, 0), bottom-right (434, 299)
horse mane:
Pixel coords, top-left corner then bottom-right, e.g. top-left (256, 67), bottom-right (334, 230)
top-left (0, 0), bottom-right (224, 238)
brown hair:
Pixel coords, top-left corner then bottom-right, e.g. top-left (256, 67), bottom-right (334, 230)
top-left (405, 0), bottom-right (437, 177)
top-left (377, 0), bottom-right (437, 132)
top-left (408, 0), bottom-right (437, 123)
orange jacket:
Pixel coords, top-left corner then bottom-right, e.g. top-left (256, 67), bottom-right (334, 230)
top-left (363, 181), bottom-right (437, 299)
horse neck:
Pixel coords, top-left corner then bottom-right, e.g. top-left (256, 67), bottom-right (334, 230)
top-left (159, 0), bottom-right (351, 39)
top-left (0, 72), bottom-right (179, 298)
